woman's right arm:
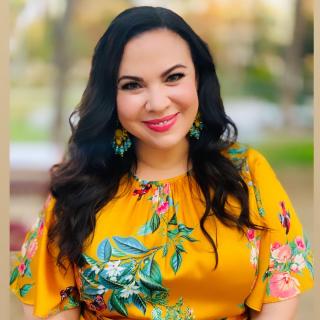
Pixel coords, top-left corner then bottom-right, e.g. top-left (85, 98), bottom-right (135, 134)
top-left (23, 304), bottom-right (80, 320)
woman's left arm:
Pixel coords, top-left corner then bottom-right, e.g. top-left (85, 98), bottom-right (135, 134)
top-left (250, 296), bottom-right (298, 320)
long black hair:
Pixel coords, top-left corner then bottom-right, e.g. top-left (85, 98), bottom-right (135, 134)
top-left (49, 6), bottom-right (260, 270)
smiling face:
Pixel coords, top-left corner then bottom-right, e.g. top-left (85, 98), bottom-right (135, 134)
top-left (116, 28), bottom-right (199, 153)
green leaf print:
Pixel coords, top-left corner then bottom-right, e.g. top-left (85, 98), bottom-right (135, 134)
top-left (151, 307), bottom-right (163, 320)
top-left (170, 250), bottom-right (182, 274)
top-left (82, 254), bottom-right (99, 267)
top-left (162, 243), bottom-right (169, 257)
top-left (97, 238), bottom-right (112, 262)
top-left (150, 213), bottom-right (161, 232)
top-left (111, 246), bottom-right (126, 257)
top-left (82, 286), bottom-right (104, 296)
top-left (138, 222), bottom-right (153, 236)
top-left (82, 268), bottom-right (96, 280)
top-left (99, 277), bottom-right (122, 291)
top-left (143, 258), bottom-right (162, 284)
top-left (168, 229), bottom-right (179, 239)
top-left (139, 272), bottom-right (168, 292)
top-left (63, 295), bottom-right (80, 309)
top-left (132, 293), bottom-right (147, 315)
top-left (10, 267), bottom-right (18, 285)
top-left (110, 292), bottom-right (128, 316)
top-left (20, 284), bottom-right (32, 297)
top-left (176, 244), bottom-right (187, 253)
top-left (113, 236), bottom-right (148, 255)
top-left (306, 260), bottom-right (314, 278)
top-left (178, 224), bottom-right (193, 235)
top-left (180, 234), bottom-right (198, 242)
top-left (168, 213), bottom-right (177, 225)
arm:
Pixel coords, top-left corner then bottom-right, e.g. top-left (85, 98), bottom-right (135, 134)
top-left (23, 304), bottom-right (80, 320)
top-left (250, 296), bottom-right (298, 320)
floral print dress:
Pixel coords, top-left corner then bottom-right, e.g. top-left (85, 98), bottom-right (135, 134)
top-left (10, 144), bottom-right (314, 319)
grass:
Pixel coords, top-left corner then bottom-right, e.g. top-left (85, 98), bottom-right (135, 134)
top-left (252, 140), bottom-right (313, 168)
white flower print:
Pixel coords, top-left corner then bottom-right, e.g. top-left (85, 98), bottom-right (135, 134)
top-left (119, 281), bottom-right (140, 298)
top-left (152, 188), bottom-right (159, 204)
top-left (291, 253), bottom-right (306, 272)
top-left (92, 265), bottom-right (100, 275)
top-left (105, 260), bottom-right (124, 279)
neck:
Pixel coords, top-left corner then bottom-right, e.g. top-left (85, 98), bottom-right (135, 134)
top-left (134, 139), bottom-right (191, 180)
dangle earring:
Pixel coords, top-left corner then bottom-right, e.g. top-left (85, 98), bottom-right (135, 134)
top-left (112, 126), bottom-right (132, 157)
top-left (189, 111), bottom-right (204, 139)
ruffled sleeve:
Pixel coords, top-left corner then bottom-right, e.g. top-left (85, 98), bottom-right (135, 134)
top-left (10, 195), bottom-right (80, 318)
top-left (244, 148), bottom-right (314, 311)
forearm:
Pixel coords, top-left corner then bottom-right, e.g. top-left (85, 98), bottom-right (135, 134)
top-left (249, 297), bottom-right (298, 320)
top-left (23, 304), bottom-right (80, 320)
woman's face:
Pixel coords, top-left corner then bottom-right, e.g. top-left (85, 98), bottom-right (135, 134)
top-left (116, 28), bottom-right (199, 152)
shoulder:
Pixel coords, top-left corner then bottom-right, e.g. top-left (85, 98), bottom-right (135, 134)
top-left (221, 142), bottom-right (268, 173)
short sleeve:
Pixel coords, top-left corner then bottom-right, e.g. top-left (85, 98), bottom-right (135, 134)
top-left (10, 195), bottom-right (80, 318)
top-left (244, 149), bottom-right (314, 311)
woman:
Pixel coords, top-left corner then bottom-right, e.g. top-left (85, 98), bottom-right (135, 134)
top-left (10, 6), bottom-right (313, 320)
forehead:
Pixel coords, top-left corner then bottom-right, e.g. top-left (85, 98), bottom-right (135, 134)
top-left (118, 29), bottom-right (194, 75)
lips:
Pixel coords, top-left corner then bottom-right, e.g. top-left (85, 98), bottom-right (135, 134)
top-left (143, 113), bottom-right (179, 133)
top-left (143, 112), bottom-right (179, 125)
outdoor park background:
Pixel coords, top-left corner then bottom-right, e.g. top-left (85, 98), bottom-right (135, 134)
top-left (9, 0), bottom-right (314, 318)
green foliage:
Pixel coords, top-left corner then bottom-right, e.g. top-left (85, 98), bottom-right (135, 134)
top-left (254, 140), bottom-right (313, 167)
top-left (244, 64), bottom-right (280, 102)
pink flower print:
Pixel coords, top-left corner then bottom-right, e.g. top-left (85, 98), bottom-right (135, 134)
top-left (156, 201), bottom-right (169, 215)
top-left (247, 229), bottom-right (255, 241)
top-left (269, 272), bottom-right (300, 299)
top-left (163, 183), bottom-right (170, 195)
top-left (26, 239), bottom-right (38, 259)
top-left (271, 241), bottom-right (281, 251)
top-left (290, 254), bottom-right (306, 272)
top-left (18, 263), bottom-right (26, 275)
top-left (271, 244), bottom-right (292, 264)
top-left (152, 189), bottom-right (159, 204)
top-left (38, 219), bottom-right (44, 237)
top-left (250, 246), bottom-right (259, 268)
top-left (295, 236), bottom-right (306, 251)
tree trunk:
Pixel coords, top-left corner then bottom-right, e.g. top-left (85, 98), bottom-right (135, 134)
top-left (280, 0), bottom-right (306, 128)
top-left (51, 0), bottom-right (75, 145)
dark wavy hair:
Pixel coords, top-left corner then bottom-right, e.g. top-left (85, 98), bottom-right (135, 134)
top-left (49, 6), bottom-right (260, 270)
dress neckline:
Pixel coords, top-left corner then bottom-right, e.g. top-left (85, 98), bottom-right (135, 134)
top-left (130, 168), bottom-right (193, 186)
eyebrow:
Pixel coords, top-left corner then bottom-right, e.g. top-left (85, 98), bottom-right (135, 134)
top-left (117, 64), bottom-right (187, 83)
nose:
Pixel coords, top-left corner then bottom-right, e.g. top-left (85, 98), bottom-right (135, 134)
top-left (145, 86), bottom-right (170, 112)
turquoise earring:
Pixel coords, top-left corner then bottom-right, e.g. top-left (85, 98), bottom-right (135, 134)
top-left (112, 127), bottom-right (132, 157)
top-left (189, 111), bottom-right (204, 139)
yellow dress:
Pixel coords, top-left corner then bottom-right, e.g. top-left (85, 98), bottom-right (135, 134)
top-left (10, 144), bottom-right (314, 319)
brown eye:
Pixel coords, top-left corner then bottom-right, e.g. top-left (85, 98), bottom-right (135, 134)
top-left (121, 82), bottom-right (141, 90)
top-left (167, 73), bottom-right (185, 82)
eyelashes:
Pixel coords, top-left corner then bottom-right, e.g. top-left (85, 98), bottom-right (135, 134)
top-left (119, 73), bottom-right (186, 91)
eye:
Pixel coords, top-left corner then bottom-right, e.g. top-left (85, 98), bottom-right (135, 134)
top-left (120, 82), bottom-right (141, 90)
top-left (166, 73), bottom-right (185, 82)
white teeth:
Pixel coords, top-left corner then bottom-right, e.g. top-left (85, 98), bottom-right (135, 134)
top-left (153, 119), bottom-right (169, 126)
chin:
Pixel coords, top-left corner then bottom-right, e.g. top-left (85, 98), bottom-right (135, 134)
top-left (147, 136), bottom-right (188, 150)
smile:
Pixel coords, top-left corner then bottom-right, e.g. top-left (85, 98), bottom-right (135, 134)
top-left (143, 113), bottom-right (179, 132)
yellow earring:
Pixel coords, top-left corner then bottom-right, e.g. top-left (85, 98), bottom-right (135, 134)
top-left (189, 111), bottom-right (203, 139)
top-left (112, 127), bottom-right (132, 157)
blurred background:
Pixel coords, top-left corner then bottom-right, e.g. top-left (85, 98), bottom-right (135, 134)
top-left (10, 0), bottom-right (314, 318)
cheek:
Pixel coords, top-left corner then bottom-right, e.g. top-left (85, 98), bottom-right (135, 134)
top-left (170, 80), bottom-right (198, 110)
top-left (116, 93), bottom-right (145, 121)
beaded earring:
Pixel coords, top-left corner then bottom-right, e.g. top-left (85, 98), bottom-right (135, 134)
top-left (112, 127), bottom-right (132, 157)
top-left (189, 111), bottom-right (204, 139)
